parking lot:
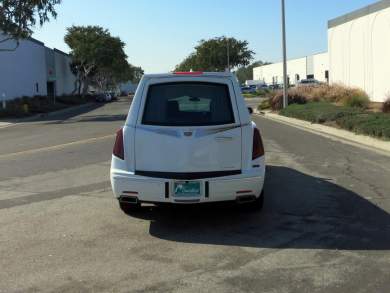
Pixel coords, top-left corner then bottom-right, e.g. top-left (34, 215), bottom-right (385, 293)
top-left (1, 97), bottom-right (389, 292)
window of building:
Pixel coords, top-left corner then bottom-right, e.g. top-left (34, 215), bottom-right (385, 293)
top-left (35, 83), bottom-right (39, 93)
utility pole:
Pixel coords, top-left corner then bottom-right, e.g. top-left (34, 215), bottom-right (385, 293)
top-left (281, 0), bottom-right (288, 108)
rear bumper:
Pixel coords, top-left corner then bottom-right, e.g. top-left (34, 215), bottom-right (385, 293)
top-left (110, 168), bottom-right (265, 204)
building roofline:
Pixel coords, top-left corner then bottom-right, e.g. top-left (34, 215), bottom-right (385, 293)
top-left (53, 48), bottom-right (70, 56)
top-left (27, 37), bottom-right (44, 46)
top-left (328, 0), bottom-right (390, 28)
top-left (253, 51), bottom-right (328, 69)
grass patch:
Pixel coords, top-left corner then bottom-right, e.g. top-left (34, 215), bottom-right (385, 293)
top-left (337, 113), bottom-right (390, 140)
top-left (242, 93), bottom-right (258, 98)
top-left (243, 89), bottom-right (271, 98)
top-left (280, 102), bottom-right (390, 140)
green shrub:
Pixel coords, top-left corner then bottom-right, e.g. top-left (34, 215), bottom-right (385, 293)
top-left (337, 113), bottom-right (390, 140)
top-left (270, 84), bottom-right (370, 110)
top-left (279, 102), bottom-right (390, 140)
top-left (256, 89), bottom-right (270, 96)
top-left (258, 99), bottom-right (271, 110)
top-left (0, 95), bottom-right (79, 118)
top-left (280, 102), bottom-right (361, 123)
top-left (56, 95), bottom-right (86, 105)
top-left (342, 94), bottom-right (369, 108)
top-left (271, 89), bottom-right (307, 110)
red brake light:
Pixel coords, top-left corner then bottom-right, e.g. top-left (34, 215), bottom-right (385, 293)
top-left (252, 128), bottom-right (265, 160)
top-left (173, 71), bottom-right (203, 75)
top-left (113, 128), bottom-right (124, 160)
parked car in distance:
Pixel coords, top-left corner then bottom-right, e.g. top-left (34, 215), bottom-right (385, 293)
top-left (96, 93), bottom-right (112, 103)
top-left (297, 78), bottom-right (321, 87)
top-left (110, 71), bottom-right (266, 213)
top-left (268, 84), bottom-right (281, 90)
top-left (256, 84), bottom-right (269, 90)
top-left (108, 91), bottom-right (119, 101)
top-left (241, 86), bottom-right (257, 94)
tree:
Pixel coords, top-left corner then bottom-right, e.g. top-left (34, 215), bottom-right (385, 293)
top-left (0, 0), bottom-right (61, 51)
top-left (175, 36), bottom-right (254, 72)
top-left (130, 65), bottom-right (144, 83)
top-left (65, 25), bottom-right (141, 95)
top-left (235, 61), bottom-right (271, 84)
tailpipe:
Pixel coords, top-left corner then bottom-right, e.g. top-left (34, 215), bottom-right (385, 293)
top-left (236, 194), bottom-right (257, 204)
top-left (119, 196), bottom-right (139, 204)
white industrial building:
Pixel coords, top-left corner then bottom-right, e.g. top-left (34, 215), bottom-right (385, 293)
top-left (0, 33), bottom-right (76, 101)
top-left (253, 52), bottom-right (329, 86)
top-left (328, 0), bottom-right (390, 102)
top-left (253, 0), bottom-right (390, 102)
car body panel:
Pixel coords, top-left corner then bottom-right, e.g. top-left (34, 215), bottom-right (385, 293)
top-left (111, 72), bottom-right (265, 204)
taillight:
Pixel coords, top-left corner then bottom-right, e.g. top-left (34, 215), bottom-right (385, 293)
top-left (252, 128), bottom-right (265, 160)
top-left (113, 128), bottom-right (124, 160)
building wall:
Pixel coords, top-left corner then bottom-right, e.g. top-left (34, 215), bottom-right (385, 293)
top-left (54, 49), bottom-right (76, 96)
top-left (0, 34), bottom-right (47, 100)
top-left (253, 54), bottom-right (327, 86)
top-left (253, 62), bottom-right (283, 85)
top-left (328, 3), bottom-right (390, 102)
top-left (287, 57), bottom-right (307, 84)
top-left (313, 52), bottom-right (329, 83)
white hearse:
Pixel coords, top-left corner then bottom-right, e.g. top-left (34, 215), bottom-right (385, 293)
top-left (110, 72), bottom-right (265, 213)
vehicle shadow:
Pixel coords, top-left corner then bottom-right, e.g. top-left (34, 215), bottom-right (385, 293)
top-left (128, 165), bottom-right (390, 250)
top-left (50, 114), bottom-right (127, 124)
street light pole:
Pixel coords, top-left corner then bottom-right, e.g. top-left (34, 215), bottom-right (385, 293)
top-left (281, 0), bottom-right (288, 108)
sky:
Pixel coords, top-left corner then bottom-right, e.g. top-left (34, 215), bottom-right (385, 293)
top-left (32, 0), bottom-right (379, 73)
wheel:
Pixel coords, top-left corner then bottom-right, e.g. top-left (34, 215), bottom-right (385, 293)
top-left (252, 189), bottom-right (264, 211)
top-left (119, 201), bottom-right (141, 214)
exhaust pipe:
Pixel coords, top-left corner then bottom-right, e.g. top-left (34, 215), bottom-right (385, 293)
top-left (236, 194), bottom-right (256, 204)
top-left (119, 196), bottom-right (138, 204)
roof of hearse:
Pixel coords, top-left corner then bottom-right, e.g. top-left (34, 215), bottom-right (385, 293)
top-left (143, 72), bottom-right (235, 79)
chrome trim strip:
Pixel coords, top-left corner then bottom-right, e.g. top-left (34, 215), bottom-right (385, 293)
top-left (136, 126), bottom-right (180, 138)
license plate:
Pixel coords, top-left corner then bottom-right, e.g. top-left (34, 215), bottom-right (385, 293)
top-left (174, 181), bottom-right (201, 197)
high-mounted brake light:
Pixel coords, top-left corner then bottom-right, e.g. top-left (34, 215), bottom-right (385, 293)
top-left (173, 71), bottom-right (203, 75)
top-left (252, 128), bottom-right (265, 160)
top-left (113, 128), bottom-right (124, 160)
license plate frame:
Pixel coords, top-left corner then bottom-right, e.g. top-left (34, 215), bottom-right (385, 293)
top-left (173, 181), bottom-right (201, 197)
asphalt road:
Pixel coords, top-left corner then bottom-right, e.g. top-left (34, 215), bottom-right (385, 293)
top-left (1, 97), bottom-right (389, 292)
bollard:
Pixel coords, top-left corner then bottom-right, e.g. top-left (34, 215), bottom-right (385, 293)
top-left (1, 93), bottom-right (5, 109)
top-left (23, 104), bottom-right (29, 113)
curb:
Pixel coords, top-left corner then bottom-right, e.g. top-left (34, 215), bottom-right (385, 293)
top-left (255, 110), bottom-right (390, 156)
top-left (0, 103), bottom-right (96, 128)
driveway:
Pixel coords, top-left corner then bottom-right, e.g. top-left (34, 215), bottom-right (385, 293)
top-left (0, 97), bottom-right (389, 292)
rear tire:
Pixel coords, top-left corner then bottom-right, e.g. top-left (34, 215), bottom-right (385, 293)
top-left (253, 189), bottom-right (264, 210)
top-left (119, 201), bottom-right (141, 214)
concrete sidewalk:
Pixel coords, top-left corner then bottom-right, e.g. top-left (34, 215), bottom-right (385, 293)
top-left (257, 110), bottom-right (390, 156)
top-left (0, 122), bottom-right (13, 129)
